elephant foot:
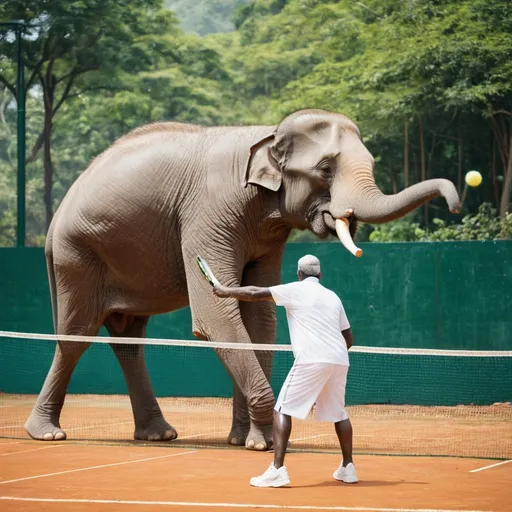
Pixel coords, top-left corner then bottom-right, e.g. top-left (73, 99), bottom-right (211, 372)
top-left (228, 425), bottom-right (250, 446)
top-left (134, 416), bottom-right (178, 441)
top-left (24, 413), bottom-right (67, 441)
top-left (245, 423), bottom-right (273, 451)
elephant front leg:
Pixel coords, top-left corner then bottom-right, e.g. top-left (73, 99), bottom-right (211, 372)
top-left (191, 304), bottom-right (275, 450)
top-left (228, 385), bottom-right (250, 446)
top-left (227, 305), bottom-right (276, 451)
top-left (238, 266), bottom-right (279, 451)
top-left (214, 339), bottom-right (275, 450)
top-left (186, 249), bottom-right (276, 450)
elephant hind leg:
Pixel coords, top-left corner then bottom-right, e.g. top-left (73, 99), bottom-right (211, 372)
top-left (24, 307), bottom-right (102, 441)
top-left (105, 314), bottom-right (177, 442)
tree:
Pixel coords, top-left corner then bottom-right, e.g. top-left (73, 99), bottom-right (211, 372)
top-left (165, 0), bottom-right (250, 35)
top-left (2, 0), bottom-right (510, 245)
top-left (368, 203), bottom-right (512, 242)
top-left (219, 0), bottom-right (511, 228)
top-left (0, 0), bottom-right (181, 230)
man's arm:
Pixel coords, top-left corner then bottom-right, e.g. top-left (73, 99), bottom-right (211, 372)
top-left (342, 328), bottom-right (354, 350)
top-left (213, 284), bottom-right (275, 302)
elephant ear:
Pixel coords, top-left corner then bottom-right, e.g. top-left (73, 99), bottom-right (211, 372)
top-left (243, 133), bottom-right (282, 192)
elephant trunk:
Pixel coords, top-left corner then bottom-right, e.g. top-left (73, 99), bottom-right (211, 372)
top-left (349, 177), bottom-right (461, 224)
top-left (329, 164), bottom-right (461, 256)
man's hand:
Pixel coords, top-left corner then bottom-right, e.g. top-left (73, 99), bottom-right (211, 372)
top-left (212, 283), bottom-right (274, 302)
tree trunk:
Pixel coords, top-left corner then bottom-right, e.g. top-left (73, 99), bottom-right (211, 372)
top-left (500, 126), bottom-right (512, 219)
top-left (491, 137), bottom-right (499, 208)
top-left (427, 133), bottom-right (436, 176)
top-left (0, 87), bottom-right (11, 133)
top-left (391, 165), bottom-right (398, 195)
top-left (404, 119), bottom-right (409, 187)
top-left (412, 149), bottom-right (419, 183)
top-left (42, 66), bottom-right (56, 232)
top-left (419, 118), bottom-right (426, 182)
top-left (418, 118), bottom-right (427, 225)
top-left (43, 106), bottom-right (54, 231)
top-left (457, 120), bottom-right (463, 194)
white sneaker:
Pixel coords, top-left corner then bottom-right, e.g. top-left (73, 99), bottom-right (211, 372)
top-left (333, 462), bottom-right (358, 483)
top-left (250, 462), bottom-right (291, 487)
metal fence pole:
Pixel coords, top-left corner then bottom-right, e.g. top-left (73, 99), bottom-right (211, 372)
top-left (1, 20), bottom-right (27, 247)
top-left (16, 24), bottom-right (26, 247)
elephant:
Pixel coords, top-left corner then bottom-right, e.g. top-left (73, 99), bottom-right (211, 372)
top-left (25, 108), bottom-right (461, 449)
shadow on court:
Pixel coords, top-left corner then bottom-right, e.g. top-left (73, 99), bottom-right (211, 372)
top-left (294, 479), bottom-right (429, 488)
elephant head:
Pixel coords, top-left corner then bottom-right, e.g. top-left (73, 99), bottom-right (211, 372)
top-left (244, 109), bottom-right (461, 256)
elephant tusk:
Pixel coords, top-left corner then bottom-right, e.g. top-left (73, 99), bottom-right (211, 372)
top-left (335, 218), bottom-right (363, 258)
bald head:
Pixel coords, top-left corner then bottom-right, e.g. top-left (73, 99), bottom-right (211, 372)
top-left (297, 254), bottom-right (321, 280)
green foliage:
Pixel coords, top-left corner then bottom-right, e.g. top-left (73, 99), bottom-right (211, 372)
top-left (368, 216), bottom-right (428, 243)
top-left (426, 204), bottom-right (512, 241)
top-left (217, 0), bottom-right (512, 216)
top-left (287, 229), bottom-right (329, 243)
top-left (368, 203), bottom-right (512, 242)
top-left (0, 209), bottom-right (15, 246)
top-left (0, 0), bottom-right (234, 246)
top-left (165, 0), bottom-right (249, 35)
top-left (1, 0), bottom-right (511, 246)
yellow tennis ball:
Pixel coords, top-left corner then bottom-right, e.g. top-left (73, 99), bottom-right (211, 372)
top-left (465, 171), bottom-right (482, 187)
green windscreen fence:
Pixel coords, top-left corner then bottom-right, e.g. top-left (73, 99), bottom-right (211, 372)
top-left (0, 241), bottom-right (511, 403)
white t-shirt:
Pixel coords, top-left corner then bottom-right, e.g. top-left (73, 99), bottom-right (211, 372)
top-left (269, 277), bottom-right (350, 365)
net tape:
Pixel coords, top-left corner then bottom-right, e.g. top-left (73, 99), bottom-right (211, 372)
top-left (1, 331), bottom-right (511, 357)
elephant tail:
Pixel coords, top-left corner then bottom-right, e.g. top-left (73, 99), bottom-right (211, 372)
top-left (45, 224), bottom-right (58, 334)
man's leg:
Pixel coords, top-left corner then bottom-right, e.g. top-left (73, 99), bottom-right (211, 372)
top-left (332, 417), bottom-right (358, 483)
top-left (334, 417), bottom-right (353, 467)
top-left (273, 410), bottom-right (292, 469)
top-left (249, 409), bottom-right (292, 487)
top-left (315, 365), bottom-right (358, 483)
top-left (250, 364), bottom-right (327, 487)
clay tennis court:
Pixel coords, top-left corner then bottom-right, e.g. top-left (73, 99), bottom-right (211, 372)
top-left (1, 438), bottom-right (511, 512)
top-left (1, 394), bottom-right (511, 511)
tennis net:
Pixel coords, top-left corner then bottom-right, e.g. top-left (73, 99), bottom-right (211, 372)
top-left (1, 330), bottom-right (511, 459)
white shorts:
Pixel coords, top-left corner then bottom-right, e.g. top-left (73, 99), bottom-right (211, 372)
top-left (274, 363), bottom-right (349, 422)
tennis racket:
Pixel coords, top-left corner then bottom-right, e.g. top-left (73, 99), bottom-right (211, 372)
top-left (196, 255), bottom-right (220, 287)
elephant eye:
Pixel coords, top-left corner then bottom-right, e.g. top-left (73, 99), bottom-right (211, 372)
top-left (316, 159), bottom-right (332, 174)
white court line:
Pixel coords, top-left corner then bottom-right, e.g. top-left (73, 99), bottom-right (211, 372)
top-left (0, 442), bottom-right (20, 446)
top-left (290, 434), bottom-right (330, 442)
top-left (0, 426), bottom-right (23, 429)
top-left (179, 431), bottom-right (225, 440)
top-left (0, 450), bottom-right (196, 485)
top-left (469, 460), bottom-right (512, 473)
top-left (1, 445), bottom-right (65, 457)
top-left (0, 497), bottom-right (495, 512)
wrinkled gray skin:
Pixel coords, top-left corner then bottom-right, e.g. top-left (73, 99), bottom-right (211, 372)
top-left (25, 109), bottom-right (461, 449)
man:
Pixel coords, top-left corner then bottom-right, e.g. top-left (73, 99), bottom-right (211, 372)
top-left (213, 254), bottom-right (357, 487)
